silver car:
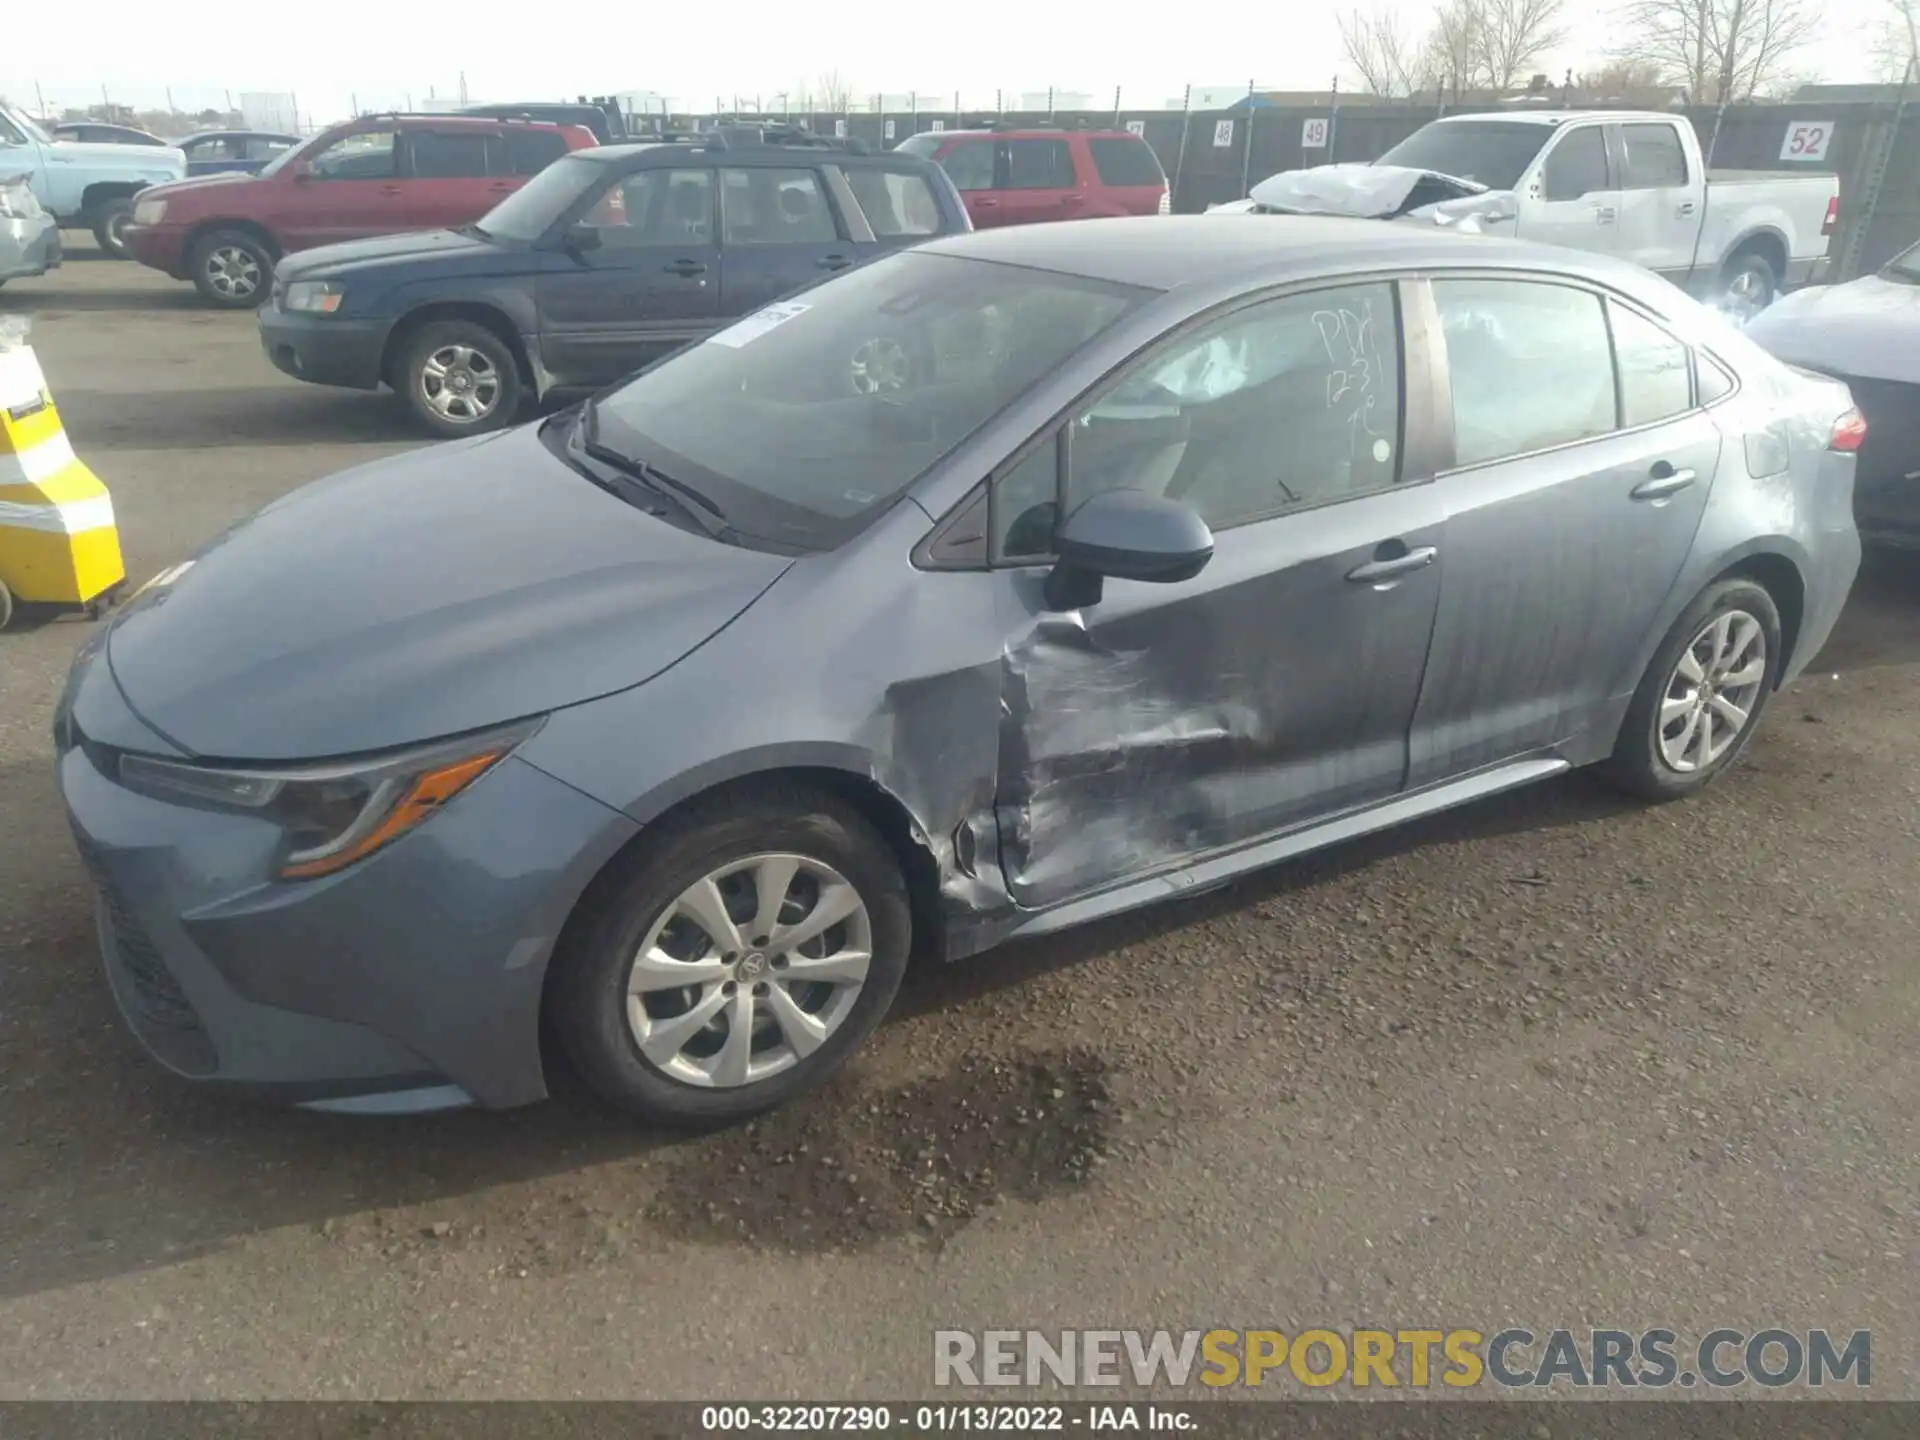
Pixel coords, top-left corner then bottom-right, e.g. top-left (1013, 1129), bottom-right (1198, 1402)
top-left (56, 217), bottom-right (1863, 1127)
top-left (0, 174), bottom-right (60, 286)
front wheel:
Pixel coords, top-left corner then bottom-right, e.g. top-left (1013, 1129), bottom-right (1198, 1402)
top-left (395, 320), bottom-right (523, 438)
top-left (91, 199), bottom-right (135, 259)
top-left (1596, 578), bottom-right (1783, 801)
top-left (188, 228), bottom-right (275, 307)
top-left (550, 784), bottom-right (912, 1128)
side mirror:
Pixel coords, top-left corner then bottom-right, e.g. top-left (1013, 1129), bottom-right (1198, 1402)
top-left (1043, 488), bottom-right (1213, 611)
top-left (290, 164), bottom-right (313, 184)
top-left (564, 223), bottom-right (603, 254)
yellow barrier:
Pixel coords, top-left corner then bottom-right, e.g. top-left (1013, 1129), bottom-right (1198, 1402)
top-left (0, 341), bottom-right (126, 629)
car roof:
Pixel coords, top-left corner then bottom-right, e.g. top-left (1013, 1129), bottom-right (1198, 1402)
top-left (577, 139), bottom-right (931, 168)
top-left (1424, 109), bottom-right (1678, 128)
top-left (916, 214), bottom-right (1647, 292)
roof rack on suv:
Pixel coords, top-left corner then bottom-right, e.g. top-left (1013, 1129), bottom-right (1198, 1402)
top-left (696, 123), bottom-right (872, 156)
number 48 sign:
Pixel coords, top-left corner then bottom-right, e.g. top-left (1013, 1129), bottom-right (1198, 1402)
top-left (1780, 120), bottom-right (1833, 161)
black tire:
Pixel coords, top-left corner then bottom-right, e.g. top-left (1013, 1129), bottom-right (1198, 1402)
top-left (395, 320), bottom-right (524, 438)
top-left (1719, 249), bottom-right (1777, 320)
top-left (1596, 577), bottom-right (1783, 801)
top-left (188, 228), bottom-right (275, 308)
top-left (0, 578), bottom-right (13, 632)
top-left (549, 782), bottom-right (913, 1128)
top-left (91, 198), bottom-right (135, 259)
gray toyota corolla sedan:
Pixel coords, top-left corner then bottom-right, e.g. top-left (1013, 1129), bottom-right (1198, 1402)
top-left (56, 217), bottom-right (1862, 1127)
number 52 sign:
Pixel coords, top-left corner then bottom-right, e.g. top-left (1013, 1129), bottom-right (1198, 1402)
top-left (1780, 120), bottom-right (1833, 161)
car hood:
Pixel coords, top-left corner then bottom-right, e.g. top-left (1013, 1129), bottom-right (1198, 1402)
top-left (1244, 163), bottom-right (1493, 219)
top-left (48, 140), bottom-right (186, 180)
top-left (1743, 272), bottom-right (1920, 386)
top-left (276, 228), bottom-right (510, 282)
top-left (106, 423), bottom-right (793, 761)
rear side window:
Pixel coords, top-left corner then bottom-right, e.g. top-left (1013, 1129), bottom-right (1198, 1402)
top-left (1435, 279), bottom-right (1616, 465)
top-left (719, 167), bottom-right (837, 244)
top-left (1696, 354), bottom-right (1735, 404)
top-left (1607, 300), bottom-right (1693, 427)
top-left (845, 167), bottom-right (943, 236)
top-left (1541, 128), bottom-right (1610, 202)
top-left (938, 140), bottom-right (996, 191)
top-left (503, 129), bottom-right (567, 176)
top-left (246, 136), bottom-right (294, 161)
top-left (1006, 138), bottom-right (1075, 189)
top-left (1087, 136), bottom-right (1165, 187)
top-left (1619, 123), bottom-right (1689, 189)
top-left (407, 130), bottom-right (490, 179)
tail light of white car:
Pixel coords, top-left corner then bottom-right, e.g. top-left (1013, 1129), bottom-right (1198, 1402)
top-left (1829, 406), bottom-right (1868, 452)
top-left (1822, 195), bottom-right (1838, 237)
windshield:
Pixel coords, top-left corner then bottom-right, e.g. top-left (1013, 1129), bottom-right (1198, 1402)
top-left (893, 133), bottom-right (941, 159)
top-left (1376, 121), bottom-right (1553, 191)
top-left (1883, 240), bottom-right (1920, 281)
top-left (256, 135), bottom-right (317, 178)
top-left (479, 155), bottom-right (607, 241)
top-left (588, 249), bottom-right (1151, 550)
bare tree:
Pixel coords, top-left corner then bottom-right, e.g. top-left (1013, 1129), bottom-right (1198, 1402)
top-left (1578, 58), bottom-right (1676, 92)
top-left (815, 68), bottom-right (854, 113)
top-left (1612, 0), bottom-right (1819, 102)
top-left (1475, 0), bottom-right (1570, 90)
top-left (1424, 0), bottom-right (1490, 95)
top-left (1338, 5), bottom-right (1424, 95)
top-left (1869, 0), bottom-right (1920, 81)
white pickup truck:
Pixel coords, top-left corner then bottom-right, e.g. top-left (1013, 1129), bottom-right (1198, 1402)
top-left (0, 101), bottom-right (185, 258)
top-left (1218, 110), bottom-right (1838, 319)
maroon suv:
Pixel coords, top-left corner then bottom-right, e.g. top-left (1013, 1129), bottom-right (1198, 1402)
top-left (894, 125), bottom-right (1169, 228)
top-left (122, 114), bottom-right (597, 307)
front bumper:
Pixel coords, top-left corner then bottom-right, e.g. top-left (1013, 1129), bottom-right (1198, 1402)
top-left (55, 651), bottom-right (638, 1110)
top-left (259, 305), bottom-right (392, 391)
top-left (0, 213), bottom-right (61, 281)
top-left (121, 223), bottom-right (189, 277)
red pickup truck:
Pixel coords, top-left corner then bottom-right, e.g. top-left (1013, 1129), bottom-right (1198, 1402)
top-left (122, 113), bottom-right (597, 307)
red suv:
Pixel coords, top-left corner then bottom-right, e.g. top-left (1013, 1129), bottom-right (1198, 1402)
top-left (122, 114), bottom-right (598, 307)
top-left (894, 125), bottom-right (1168, 228)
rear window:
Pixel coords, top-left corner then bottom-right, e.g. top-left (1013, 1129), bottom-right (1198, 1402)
top-left (1088, 136), bottom-right (1164, 187)
top-left (504, 129), bottom-right (568, 175)
top-left (1006, 139), bottom-right (1075, 189)
top-left (1619, 123), bottom-right (1689, 189)
top-left (844, 167), bottom-right (943, 235)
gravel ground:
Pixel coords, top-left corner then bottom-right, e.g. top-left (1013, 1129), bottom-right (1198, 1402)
top-left (0, 249), bottom-right (1916, 1401)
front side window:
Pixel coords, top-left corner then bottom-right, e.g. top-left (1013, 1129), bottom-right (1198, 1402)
top-left (407, 130), bottom-right (491, 179)
top-left (937, 141), bottom-right (996, 192)
top-left (1007, 139), bottom-right (1075, 189)
top-left (1619, 123), bottom-right (1689, 189)
top-left (1058, 282), bottom-right (1404, 535)
top-left (1609, 300), bottom-right (1693, 427)
top-left (587, 251), bottom-right (1149, 550)
top-left (1541, 127), bottom-right (1610, 201)
top-left (306, 129), bottom-right (397, 180)
top-left (844, 167), bottom-right (942, 236)
top-left (248, 136), bottom-right (296, 161)
top-left (579, 168), bottom-right (713, 246)
top-left (1435, 278), bottom-right (1616, 465)
top-left (720, 167), bottom-right (837, 245)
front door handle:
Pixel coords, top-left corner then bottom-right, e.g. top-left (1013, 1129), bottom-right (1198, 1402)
top-left (1346, 545), bottom-right (1438, 584)
top-left (1632, 463), bottom-right (1697, 501)
top-left (1677, 200), bottom-right (1696, 216)
top-left (379, 184), bottom-right (403, 195)
top-left (664, 258), bottom-right (707, 277)
top-left (816, 253), bottom-right (853, 270)
top-left (1594, 205), bottom-right (1617, 223)
top-left (971, 196), bottom-right (999, 208)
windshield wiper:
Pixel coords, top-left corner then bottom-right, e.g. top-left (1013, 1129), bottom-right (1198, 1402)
top-left (574, 400), bottom-right (735, 541)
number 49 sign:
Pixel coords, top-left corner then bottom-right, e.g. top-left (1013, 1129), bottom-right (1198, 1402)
top-left (1780, 120), bottom-right (1833, 161)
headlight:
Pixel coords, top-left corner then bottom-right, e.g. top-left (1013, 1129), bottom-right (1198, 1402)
top-left (131, 197), bottom-right (167, 225)
top-left (284, 280), bottom-right (345, 314)
top-left (116, 718), bottom-right (542, 880)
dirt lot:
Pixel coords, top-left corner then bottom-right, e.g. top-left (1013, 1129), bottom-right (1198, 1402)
top-left (1, 247), bottom-right (1917, 1400)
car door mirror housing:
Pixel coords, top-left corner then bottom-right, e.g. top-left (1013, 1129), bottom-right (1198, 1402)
top-left (1043, 488), bottom-right (1214, 610)
top-left (563, 223), bottom-right (602, 254)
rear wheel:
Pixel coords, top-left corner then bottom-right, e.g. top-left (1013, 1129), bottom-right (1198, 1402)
top-left (188, 228), bottom-right (275, 308)
top-left (550, 783), bottom-right (912, 1128)
top-left (395, 320), bottom-right (523, 438)
top-left (1597, 578), bottom-right (1782, 801)
top-left (91, 199), bottom-right (135, 259)
top-left (1717, 250), bottom-right (1777, 323)
top-left (0, 578), bottom-right (14, 631)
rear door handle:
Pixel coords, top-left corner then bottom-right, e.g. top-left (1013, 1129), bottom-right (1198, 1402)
top-left (664, 258), bottom-right (707, 277)
top-left (1346, 545), bottom-right (1438, 584)
top-left (488, 181), bottom-right (515, 192)
top-left (816, 253), bottom-right (853, 271)
top-left (1594, 206), bottom-right (1617, 223)
top-left (1632, 465), bottom-right (1696, 501)
top-left (379, 184), bottom-right (403, 195)
top-left (971, 197), bottom-right (999, 207)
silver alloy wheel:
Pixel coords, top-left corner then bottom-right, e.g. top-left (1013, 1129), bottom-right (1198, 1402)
top-left (419, 343), bottom-right (501, 423)
top-left (1657, 609), bottom-right (1768, 773)
top-left (204, 244), bottom-right (262, 300)
top-left (848, 337), bottom-right (910, 395)
top-left (626, 852), bottom-right (873, 1088)
top-left (1719, 264), bottom-right (1772, 324)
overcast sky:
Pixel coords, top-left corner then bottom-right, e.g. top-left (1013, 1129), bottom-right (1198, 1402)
top-left (5, 0), bottom-right (1897, 124)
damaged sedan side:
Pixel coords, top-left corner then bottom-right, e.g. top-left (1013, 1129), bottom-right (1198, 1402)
top-left (58, 215), bottom-right (1861, 1129)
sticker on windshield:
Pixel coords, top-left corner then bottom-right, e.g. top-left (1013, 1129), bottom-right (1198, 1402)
top-left (707, 301), bottom-right (812, 348)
